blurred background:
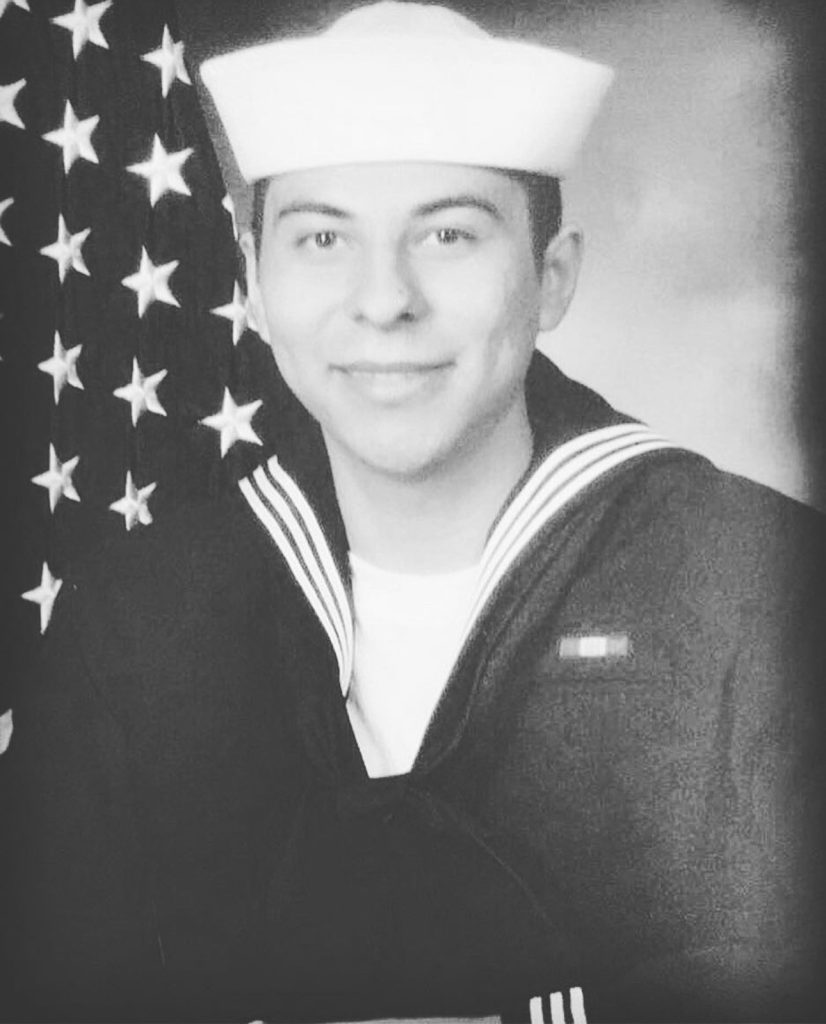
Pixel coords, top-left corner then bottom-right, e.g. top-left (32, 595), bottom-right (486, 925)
top-left (2, 0), bottom-right (825, 716)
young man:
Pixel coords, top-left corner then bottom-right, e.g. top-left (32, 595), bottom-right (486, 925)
top-left (2, 3), bottom-right (824, 1022)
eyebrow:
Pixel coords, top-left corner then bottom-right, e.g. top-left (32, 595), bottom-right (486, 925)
top-left (412, 195), bottom-right (503, 221)
top-left (276, 201), bottom-right (351, 221)
top-left (274, 194), bottom-right (503, 222)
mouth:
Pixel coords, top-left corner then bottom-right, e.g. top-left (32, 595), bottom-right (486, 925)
top-left (332, 360), bottom-right (453, 402)
top-left (338, 360), bottom-right (453, 375)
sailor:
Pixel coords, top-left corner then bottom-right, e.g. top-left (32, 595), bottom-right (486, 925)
top-left (3, 4), bottom-right (824, 1022)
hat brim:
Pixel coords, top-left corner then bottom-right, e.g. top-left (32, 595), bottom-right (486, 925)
top-left (201, 34), bottom-right (613, 182)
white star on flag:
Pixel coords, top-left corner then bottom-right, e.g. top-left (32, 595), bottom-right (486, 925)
top-left (127, 135), bottom-right (192, 207)
top-left (0, 709), bottom-right (12, 758)
top-left (51, 0), bottom-right (111, 59)
top-left (122, 247), bottom-right (180, 318)
top-left (0, 0), bottom-right (30, 20)
top-left (222, 194), bottom-right (239, 240)
top-left (31, 444), bottom-right (81, 512)
top-left (40, 214), bottom-right (91, 283)
top-left (22, 562), bottom-right (63, 634)
top-left (109, 471), bottom-right (157, 531)
top-left (113, 358), bottom-right (168, 426)
top-left (42, 99), bottom-right (99, 173)
top-left (142, 25), bottom-right (191, 98)
top-left (0, 78), bottom-right (26, 129)
top-left (0, 197), bottom-right (12, 246)
top-left (211, 283), bottom-right (250, 346)
top-left (38, 331), bottom-right (84, 403)
top-left (200, 388), bottom-right (263, 457)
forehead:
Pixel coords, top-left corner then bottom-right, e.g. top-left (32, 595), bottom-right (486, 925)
top-left (261, 161), bottom-right (529, 222)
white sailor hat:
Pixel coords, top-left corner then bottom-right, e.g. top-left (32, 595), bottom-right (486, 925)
top-left (200, 1), bottom-right (613, 183)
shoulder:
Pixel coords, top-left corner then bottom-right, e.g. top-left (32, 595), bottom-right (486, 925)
top-left (573, 451), bottom-right (826, 669)
top-left (611, 452), bottom-right (825, 579)
top-left (535, 447), bottom-right (826, 660)
top-left (528, 352), bottom-right (825, 571)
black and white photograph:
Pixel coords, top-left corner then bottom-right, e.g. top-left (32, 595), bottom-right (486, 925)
top-left (1, 1), bottom-right (825, 1021)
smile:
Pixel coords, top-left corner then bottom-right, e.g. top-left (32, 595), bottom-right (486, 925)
top-left (333, 360), bottom-right (453, 402)
top-left (340, 360), bottom-right (452, 373)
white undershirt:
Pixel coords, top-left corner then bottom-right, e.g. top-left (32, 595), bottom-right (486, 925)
top-left (346, 552), bottom-right (480, 778)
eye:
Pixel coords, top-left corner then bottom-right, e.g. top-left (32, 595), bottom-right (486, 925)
top-left (433, 227), bottom-right (473, 246)
top-left (309, 230), bottom-right (340, 250)
top-left (419, 226), bottom-right (477, 251)
top-left (293, 228), bottom-right (344, 253)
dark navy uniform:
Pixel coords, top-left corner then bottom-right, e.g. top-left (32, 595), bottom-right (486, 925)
top-left (3, 354), bottom-right (824, 1022)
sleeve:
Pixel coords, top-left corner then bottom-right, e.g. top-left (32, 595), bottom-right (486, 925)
top-left (612, 504), bottom-right (826, 1023)
top-left (0, 581), bottom-right (165, 1022)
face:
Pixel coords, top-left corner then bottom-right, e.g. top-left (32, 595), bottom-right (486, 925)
top-left (245, 161), bottom-right (581, 483)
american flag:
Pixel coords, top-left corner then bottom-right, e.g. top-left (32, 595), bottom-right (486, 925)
top-left (0, 0), bottom-right (281, 729)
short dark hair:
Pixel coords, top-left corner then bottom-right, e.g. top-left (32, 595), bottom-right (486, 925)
top-left (251, 168), bottom-right (561, 274)
top-left (515, 171), bottom-right (563, 271)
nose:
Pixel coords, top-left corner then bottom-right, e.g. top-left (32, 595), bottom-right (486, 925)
top-left (348, 245), bottom-right (426, 329)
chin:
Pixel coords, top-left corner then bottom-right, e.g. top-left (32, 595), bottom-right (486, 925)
top-left (361, 450), bottom-right (442, 482)
top-left (337, 434), bottom-right (449, 481)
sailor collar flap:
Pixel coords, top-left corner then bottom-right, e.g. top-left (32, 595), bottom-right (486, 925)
top-left (238, 355), bottom-right (678, 695)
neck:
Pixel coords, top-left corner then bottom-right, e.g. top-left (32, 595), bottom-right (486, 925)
top-left (326, 407), bottom-right (534, 574)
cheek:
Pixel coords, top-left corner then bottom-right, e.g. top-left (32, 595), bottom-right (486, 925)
top-left (257, 269), bottom-right (336, 352)
top-left (432, 243), bottom-right (537, 317)
top-left (453, 269), bottom-right (540, 372)
top-left (252, 274), bottom-right (318, 391)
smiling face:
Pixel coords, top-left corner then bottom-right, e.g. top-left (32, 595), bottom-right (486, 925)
top-left (244, 161), bottom-right (581, 485)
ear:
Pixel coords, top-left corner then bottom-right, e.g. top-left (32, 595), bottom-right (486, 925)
top-left (240, 230), bottom-right (270, 343)
top-left (538, 224), bottom-right (583, 333)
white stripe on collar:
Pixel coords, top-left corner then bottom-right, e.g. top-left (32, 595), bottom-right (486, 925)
top-left (240, 458), bottom-right (354, 692)
top-left (239, 424), bottom-right (676, 696)
top-left (459, 423), bottom-right (676, 648)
